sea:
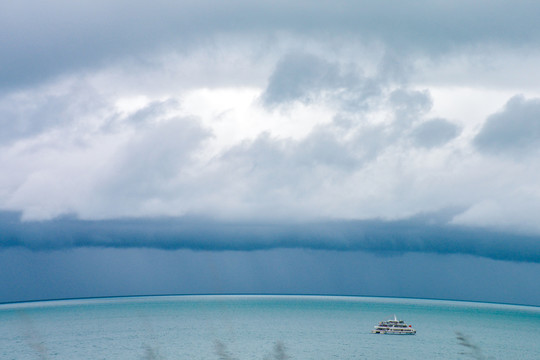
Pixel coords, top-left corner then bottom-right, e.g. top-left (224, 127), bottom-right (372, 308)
top-left (0, 295), bottom-right (538, 359)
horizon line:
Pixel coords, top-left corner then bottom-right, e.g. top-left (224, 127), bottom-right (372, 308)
top-left (1, 292), bottom-right (539, 309)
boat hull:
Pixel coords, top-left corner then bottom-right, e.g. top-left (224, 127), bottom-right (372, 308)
top-left (371, 330), bottom-right (416, 335)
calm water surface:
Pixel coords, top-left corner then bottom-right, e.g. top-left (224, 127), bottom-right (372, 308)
top-left (0, 295), bottom-right (538, 359)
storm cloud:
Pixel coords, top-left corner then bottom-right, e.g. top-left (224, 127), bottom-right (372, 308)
top-left (1, 211), bottom-right (539, 263)
top-left (261, 52), bottom-right (380, 110)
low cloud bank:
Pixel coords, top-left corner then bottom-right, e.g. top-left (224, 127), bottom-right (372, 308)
top-left (1, 211), bottom-right (538, 263)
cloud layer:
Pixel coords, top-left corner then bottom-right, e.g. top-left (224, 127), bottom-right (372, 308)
top-left (2, 211), bottom-right (539, 263)
top-left (1, 1), bottom-right (540, 256)
top-left (4, 1), bottom-right (540, 90)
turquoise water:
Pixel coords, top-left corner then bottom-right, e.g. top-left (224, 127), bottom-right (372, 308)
top-left (0, 295), bottom-right (538, 359)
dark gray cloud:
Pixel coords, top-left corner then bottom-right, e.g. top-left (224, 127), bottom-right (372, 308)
top-left (411, 118), bottom-right (461, 148)
top-left (3, 1), bottom-right (540, 90)
top-left (1, 210), bottom-right (539, 263)
top-left (389, 88), bottom-right (433, 128)
top-left (261, 52), bottom-right (342, 106)
top-left (388, 88), bottom-right (436, 138)
top-left (474, 95), bottom-right (540, 155)
top-left (389, 88), bottom-right (432, 114)
top-left (261, 52), bottom-right (379, 109)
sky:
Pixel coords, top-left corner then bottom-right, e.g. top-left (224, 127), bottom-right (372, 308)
top-left (1, 0), bottom-right (540, 305)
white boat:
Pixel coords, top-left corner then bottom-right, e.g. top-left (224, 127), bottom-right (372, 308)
top-left (371, 315), bottom-right (416, 335)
